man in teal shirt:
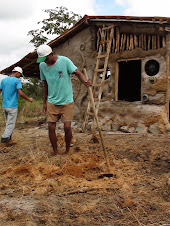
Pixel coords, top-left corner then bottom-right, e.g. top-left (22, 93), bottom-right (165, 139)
top-left (37, 44), bottom-right (92, 155)
top-left (0, 67), bottom-right (33, 146)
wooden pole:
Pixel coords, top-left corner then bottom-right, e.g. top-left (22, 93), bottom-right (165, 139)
top-left (83, 68), bottom-right (111, 172)
top-left (134, 35), bottom-right (138, 48)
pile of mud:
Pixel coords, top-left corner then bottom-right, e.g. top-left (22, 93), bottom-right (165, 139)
top-left (0, 126), bottom-right (169, 225)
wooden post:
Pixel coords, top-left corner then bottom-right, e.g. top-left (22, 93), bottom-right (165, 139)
top-left (83, 68), bottom-right (111, 172)
top-left (112, 33), bottom-right (115, 53)
top-left (126, 34), bottom-right (130, 50)
top-left (122, 34), bottom-right (126, 51)
top-left (144, 34), bottom-right (146, 50)
top-left (134, 35), bottom-right (138, 48)
top-left (157, 35), bottom-right (160, 49)
top-left (163, 36), bottom-right (166, 48)
top-left (130, 34), bottom-right (134, 50)
top-left (148, 35), bottom-right (151, 50)
top-left (139, 35), bottom-right (142, 48)
top-left (115, 27), bottom-right (120, 53)
top-left (120, 34), bottom-right (124, 51)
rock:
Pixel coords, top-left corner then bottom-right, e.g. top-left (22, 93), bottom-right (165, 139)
top-left (120, 126), bottom-right (129, 133)
top-left (167, 178), bottom-right (170, 186)
top-left (111, 124), bottom-right (119, 132)
top-left (165, 124), bottom-right (170, 134)
top-left (149, 123), bottom-right (161, 134)
top-left (135, 123), bottom-right (148, 133)
top-left (72, 121), bottom-right (76, 127)
top-left (102, 123), bottom-right (111, 131)
top-left (128, 127), bottom-right (136, 133)
top-left (57, 123), bottom-right (63, 129)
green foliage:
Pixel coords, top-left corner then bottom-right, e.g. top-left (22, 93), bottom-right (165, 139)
top-left (18, 97), bottom-right (26, 116)
top-left (20, 99), bottom-right (44, 118)
top-left (27, 29), bottom-right (48, 47)
top-left (18, 78), bottom-right (44, 120)
top-left (0, 83), bottom-right (44, 125)
top-left (22, 77), bottom-right (43, 100)
top-left (28, 6), bottom-right (82, 47)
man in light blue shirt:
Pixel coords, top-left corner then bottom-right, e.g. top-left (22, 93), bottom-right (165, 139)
top-left (37, 44), bottom-right (92, 155)
top-left (0, 67), bottom-right (33, 146)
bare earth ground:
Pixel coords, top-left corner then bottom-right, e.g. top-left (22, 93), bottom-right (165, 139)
top-left (0, 123), bottom-right (169, 226)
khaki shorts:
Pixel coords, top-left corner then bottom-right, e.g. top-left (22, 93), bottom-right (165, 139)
top-left (47, 102), bottom-right (74, 122)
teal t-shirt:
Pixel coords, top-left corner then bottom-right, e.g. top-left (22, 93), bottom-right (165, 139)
top-left (0, 76), bottom-right (22, 108)
top-left (40, 56), bottom-right (77, 105)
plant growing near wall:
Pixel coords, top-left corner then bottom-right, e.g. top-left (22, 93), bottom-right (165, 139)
top-left (28, 6), bottom-right (82, 47)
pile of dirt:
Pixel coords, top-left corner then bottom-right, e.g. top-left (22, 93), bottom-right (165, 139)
top-left (0, 125), bottom-right (169, 225)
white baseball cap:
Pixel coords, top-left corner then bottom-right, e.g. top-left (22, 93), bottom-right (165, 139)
top-left (37, 44), bottom-right (52, 63)
top-left (12, 66), bottom-right (24, 77)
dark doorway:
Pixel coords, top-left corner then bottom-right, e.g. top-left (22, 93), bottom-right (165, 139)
top-left (118, 60), bottom-right (141, 101)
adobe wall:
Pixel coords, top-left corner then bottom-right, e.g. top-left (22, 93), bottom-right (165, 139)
top-left (91, 49), bottom-right (169, 134)
top-left (53, 27), bottom-right (170, 134)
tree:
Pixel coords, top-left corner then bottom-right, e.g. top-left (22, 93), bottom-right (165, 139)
top-left (22, 78), bottom-right (43, 99)
top-left (28, 6), bottom-right (82, 47)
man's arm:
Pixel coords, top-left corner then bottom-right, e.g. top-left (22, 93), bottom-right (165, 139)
top-left (17, 89), bottom-right (33, 102)
top-left (43, 80), bottom-right (48, 113)
top-left (74, 69), bottom-right (92, 87)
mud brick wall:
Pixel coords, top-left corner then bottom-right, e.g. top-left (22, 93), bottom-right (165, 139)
top-left (53, 25), bottom-right (170, 134)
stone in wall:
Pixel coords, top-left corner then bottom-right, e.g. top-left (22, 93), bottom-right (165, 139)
top-left (135, 123), bottom-right (148, 133)
top-left (149, 123), bottom-right (161, 134)
top-left (128, 127), bottom-right (136, 133)
top-left (111, 124), bottom-right (119, 132)
top-left (102, 123), bottom-right (112, 131)
top-left (120, 126), bottom-right (129, 133)
top-left (150, 77), bottom-right (167, 92)
top-left (142, 92), bottom-right (166, 105)
top-left (166, 124), bottom-right (170, 134)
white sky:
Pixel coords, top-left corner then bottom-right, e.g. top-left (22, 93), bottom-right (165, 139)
top-left (0, 0), bottom-right (170, 71)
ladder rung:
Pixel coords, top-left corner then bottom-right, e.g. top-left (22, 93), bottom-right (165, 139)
top-left (95, 68), bottom-right (105, 72)
top-left (92, 84), bottom-right (101, 87)
top-left (87, 111), bottom-right (94, 116)
top-left (97, 54), bottom-right (108, 59)
top-left (94, 98), bottom-right (99, 102)
top-left (87, 98), bottom-right (99, 103)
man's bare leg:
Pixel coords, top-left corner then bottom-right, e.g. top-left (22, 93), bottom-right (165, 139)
top-left (48, 122), bottom-right (58, 155)
top-left (64, 121), bottom-right (72, 154)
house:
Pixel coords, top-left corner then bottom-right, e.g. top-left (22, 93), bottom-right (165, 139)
top-left (1, 15), bottom-right (170, 133)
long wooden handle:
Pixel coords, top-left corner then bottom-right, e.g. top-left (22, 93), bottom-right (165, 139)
top-left (83, 68), bottom-right (111, 172)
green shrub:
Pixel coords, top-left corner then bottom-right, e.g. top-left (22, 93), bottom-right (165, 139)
top-left (18, 99), bottom-right (44, 119)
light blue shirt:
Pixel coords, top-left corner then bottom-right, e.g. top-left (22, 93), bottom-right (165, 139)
top-left (0, 77), bottom-right (22, 108)
top-left (40, 56), bottom-right (77, 105)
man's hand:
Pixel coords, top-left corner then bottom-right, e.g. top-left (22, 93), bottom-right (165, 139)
top-left (84, 79), bottom-right (92, 87)
top-left (74, 70), bottom-right (92, 87)
top-left (18, 89), bottom-right (33, 102)
top-left (29, 97), bottom-right (33, 102)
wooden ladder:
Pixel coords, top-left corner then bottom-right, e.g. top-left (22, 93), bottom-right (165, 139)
top-left (83, 68), bottom-right (111, 173)
top-left (82, 25), bottom-right (114, 132)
